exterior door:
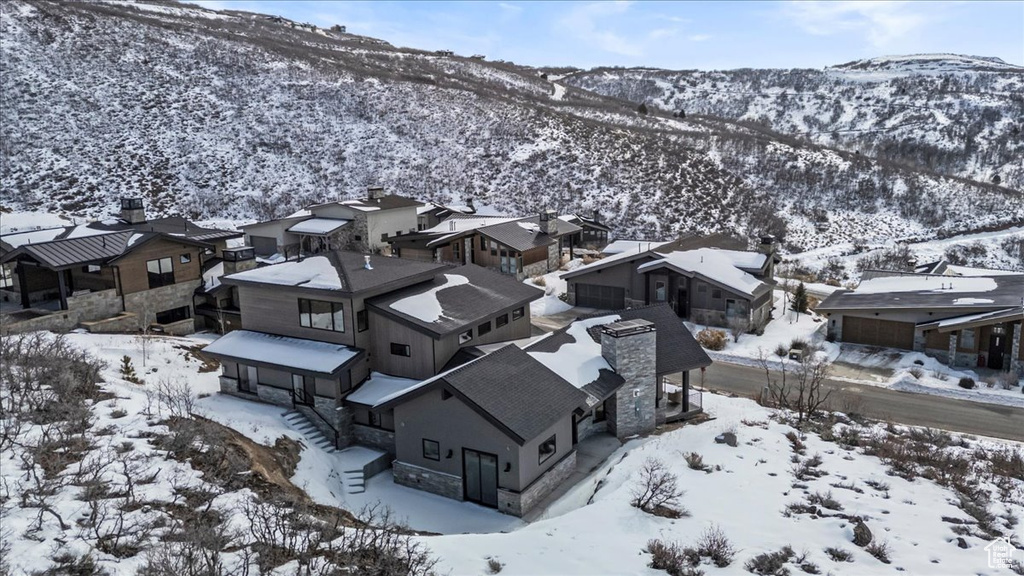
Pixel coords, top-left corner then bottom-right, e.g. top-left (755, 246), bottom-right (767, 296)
top-left (676, 288), bottom-right (689, 318)
top-left (989, 333), bottom-right (1006, 369)
top-left (292, 374), bottom-right (314, 405)
top-left (463, 448), bottom-right (499, 508)
top-left (239, 364), bottom-right (258, 394)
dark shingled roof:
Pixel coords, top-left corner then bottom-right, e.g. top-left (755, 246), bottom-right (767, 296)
top-left (86, 216), bottom-right (243, 242)
top-left (438, 345), bottom-right (589, 445)
top-left (582, 304), bottom-right (712, 374)
top-left (2, 231), bottom-right (135, 268)
top-left (367, 263), bottom-right (543, 336)
top-left (817, 274), bottom-right (1024, 312)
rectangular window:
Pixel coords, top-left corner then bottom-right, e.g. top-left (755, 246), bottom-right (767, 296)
top-left (711, 288), bottom-right (722, 299)
top-left (480, 235), bottom-right (487, 251)
top-left (459, 329), bottom-right (473, 344)
top-left (961, 329), bottom-right (976, 349)
top-left (512, 307), bottom-right (525, 321)
top-left (655, 281), bottom-right (667, 302)
top-left (452, 241), bottom-right (461, 261)
top-left (357, 309), bottom-right (368, 332)
top-left (478, 320), bottom-right (491, 337)
top-left (146, 257), bottom-right (174, 288)
top-left (155, 306), bottom-right (190, 324)
top-left (82, 264), bottom-right (102, 274)
top-left (538, 434), bottom-right (556, 464)
top-left (180, 253), bottom-right (192, 264)
top-left (423, 439), bottom-right (440, 461)
top-left (0, 264), bottom-right (12, 288)
top-left (390, 342), bottom-right (411, 357)
top-left (381, 233), bottom-right (388, 242)
top-left (299, 299), bottom-right (344, 332)
top-left (697, 284), bottom-right (707, 293)
top-left (495, 313), bottom-right (509, 328)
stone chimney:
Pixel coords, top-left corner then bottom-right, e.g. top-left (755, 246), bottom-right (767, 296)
top-left (465, 196), bottom-right (475, 213)
top-left (120, 198), bottom-right (146, 225)
top-left (539, 208), bottom-right (558, 236)
top-left (757, 235), bottom-right (777, 279)
top-left (600, 319), bottom-right (657, 441)
top-left (367, 186), bottom-right (386, 200)
top-left (222, 247), bottom-right (256, 275)
top-left (591, 209), bottom-right (601, 223)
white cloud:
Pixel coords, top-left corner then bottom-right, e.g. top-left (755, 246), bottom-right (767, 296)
top-left (688, 34), bottom-right (712, 42)
top-left (559, 1), bottom-right (644, 57)
top-left (783, 1), bottom-right (929, 48)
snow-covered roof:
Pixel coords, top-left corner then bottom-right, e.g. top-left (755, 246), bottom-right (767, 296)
top-left (601, 240), bottom-right (667, 255)
top-left (202, 330), bottom-right (360, 374)
top-left (203, 261), bottom-right (224, 291)
top-left (712, 249), bottom-right (768, 270)
top-left (637, 248), bottom-right (767, 297)
top-left (818, 274), bottom-right (1024, 311)
top-left (422, 215), bottom-right (517, 235)
top-left (389, 274), bottom-right (470, 322)
top-left (855, 276), bottom-right (997, 295)
top-left (917, 307), bottom-right (1024, 331)
top-left (1, 227), bottom-right (67, 248)
top-left (345, 372), bottom-right (422, 406)
top-left (561, 243), bottom-right (664, 280)
top-left (527, 315), bottom-right (619, 389)
top-left (287, 218), bottom-right (351, 235)
top-left (225, 255), bottom-right (343, 290)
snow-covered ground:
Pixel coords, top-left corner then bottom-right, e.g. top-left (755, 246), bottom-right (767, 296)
top-left (4, 330), bottom-right (1022, 574)
top-left (0, 209), bottom-right (73, 233)
top-left (525, 263), bottom-right (576, 317)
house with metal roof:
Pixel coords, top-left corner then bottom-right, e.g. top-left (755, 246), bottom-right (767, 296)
top-left (388, 209), bottom-right (582, 280)
top-left (1, 198), bottom-right (242, 335)
top-left (816, 273), bottom-right (1024, 374)
top-left (239, 186), bottom-right (424, 259)
top-left (562, 236), bottom-right (778, 330)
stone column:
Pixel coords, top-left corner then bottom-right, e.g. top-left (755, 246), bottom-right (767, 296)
top-left (601, 319), bottom-right (657, 440)
top-left (948, 333), bottom-right (958, 367)
top-left (1012, 322), bottom-right (1023, 376)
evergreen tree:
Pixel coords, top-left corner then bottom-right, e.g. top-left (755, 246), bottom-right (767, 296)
top-left (637, 103), bottom-right (648, 115)
top-left (790, 282), bottom-right (809, 314)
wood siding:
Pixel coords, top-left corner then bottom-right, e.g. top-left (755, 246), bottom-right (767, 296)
top-left (237, 285), bottom-right (356, 347)
top-left (116, 239), bottom-right (202, 295)
top-left (367, 311), bottom-right (437, 379)
top-left (842, 316), bottom-right (915, 350)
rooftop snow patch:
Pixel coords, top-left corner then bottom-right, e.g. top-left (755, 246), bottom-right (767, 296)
top-left (528, 314), bottom-right (619, 388)
top-left (224, 255), bottom-right (342, 290)
top-left (855, 276), bottom-right (998, 294)
top-left (638, 248), bottom-right (765, 296)
top-left (287, 218), bottom-right (350, 235)
top-left (202, 330), bottom-right (359, 374)
top-left (345, 372), bottom-right (422, 406)
top-left (389, 274), bottom-right (470, 322)
top-left (602, 239), bottom-right (668, 255)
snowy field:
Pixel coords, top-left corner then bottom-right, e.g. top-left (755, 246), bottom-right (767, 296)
top-left (3, 330), bottom-right (1022, 574)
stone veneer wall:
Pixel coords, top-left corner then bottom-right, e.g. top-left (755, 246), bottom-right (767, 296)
top-left (296, 399), bottom-right (352, 448)
top-left (124, 280), bottom-right (201, 327)
top-left (521, 260), bottom-right (547, 281)
top-left (575, 413), bottom-right (606, 442)
top-left (353, 424), bottom-right (396, 455)
top-left (546, 244), bottom-right (559, 272)
top-left (256, 384), bottom-right (292, 407)
top-left (1, 288), bottom-right (124, 335)
top-left (1013, 324), bottom-right (1023, 376)
top-left (393, 461), bottom-right (462, 500)
top-left (601, 328), bottom-right (657, 441)
top-left (498, 450), bottom-right (576, 517)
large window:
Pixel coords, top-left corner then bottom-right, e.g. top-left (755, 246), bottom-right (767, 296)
top-left (655, 281), bottom-right (667, 302)
top-left (155, 306), bottom-right (191, 324)
top-left (423, 439), bottom-right (440, 461)
top-left (495, 313), bottom-right (509, 328)
top-left (538, 434), bottom-right (556, 464)
top-left (0, 264), bottom-right (13, 288)
top-left (147, 257), bottom-right (174, 288)
top-left (961, 329), bottom-right (976, 349)
top-left (299, 299), bottom-right (345, 332)
top-left (478, 320), bottom-right (491, 337)
top-left (357, 309), bottom-right (369, 332)
top-left (390, 343), bottom-right (411, 357)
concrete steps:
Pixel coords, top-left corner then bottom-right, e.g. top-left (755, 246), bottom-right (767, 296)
top-left (283, 410), bottom-right (337, 454)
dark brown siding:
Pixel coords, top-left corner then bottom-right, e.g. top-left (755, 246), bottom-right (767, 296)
top-left (116, 239), bottom-right (202, 295)
top-left (237, 285), bottom-right (355, 347)
top-left (367, 312), bottom-right (437, 379)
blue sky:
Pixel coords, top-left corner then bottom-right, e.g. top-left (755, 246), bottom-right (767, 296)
top-left (188, 1), bottom-right (1024, 70)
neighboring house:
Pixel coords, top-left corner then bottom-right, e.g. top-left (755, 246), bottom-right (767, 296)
top-left (192, 245), bottom-right (257, 333)
top-left (563, 237), bottom-right (777, 330)
top-left (416, 200), bottom-right (478, 231)
top-left (240, 186), bottom-right (423, 258)
top-left (816, 273), bottom-right (1024, 374)
top-left (347, 303), bottom-right (710, 516)
top-left (0, 198), bottom-right (241, 335)
top-left (388, 209), bottom-right (581, 279)
top-left (559, 211), bottom-right (613, 252)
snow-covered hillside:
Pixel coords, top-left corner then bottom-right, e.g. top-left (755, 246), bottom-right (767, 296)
top-left (1, 1), bottom-right (1021, 250)
top-left (566, 54), bottom-right (1024, 192)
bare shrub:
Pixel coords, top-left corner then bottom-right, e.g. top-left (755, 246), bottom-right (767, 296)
top-left (696, 524), bottom-right (736, 568)
top-left (727, 316), bottom-right (751, 343)
top-left (823, 547), bottom-right (853, 562)
top-left (908, 367), bottom-right (923, 379)
top-left (531, 275), bottom-right (547, 287)
top-left (155, 378), bottom-right (196, 419)
top-left (807, 490), bottom-right (842, 511)
top-left (486, 557), bottom-right (503, 574)
top-left (744, 546), bottom-right (794, 575)
top-left (30, 551), bottom-right (110, 576)
top-left (631, 458), bottom-right (686, 517)
top-left (685, 452), bottom-right (706, 471)
top-left (696, 329), bottom-right (727, 351)
top-left (864, 540), bottom-right (891, 564)
top-left (758, 350), bottom-right (833, 427)
top-left (647, 539), bottom-right (704, 576)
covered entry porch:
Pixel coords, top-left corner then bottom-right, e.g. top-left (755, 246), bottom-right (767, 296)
top-left (658, 369), bottom-right (705, 423)
top-left (918, 307), bottom-right (1024, 374)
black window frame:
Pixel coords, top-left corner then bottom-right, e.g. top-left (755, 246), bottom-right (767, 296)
top-left (155, 305), bottom-right (191, 325)
top-left (357, 309), bottom-right (369, 332)
top-left (655, 280), bottom-right (667, 302)
top-left (711, 288), bottom-right (722, 299)
top-left (422, 439), bottom-right (440, 461)
top-left (512, 307), bottom-right (525, 321)
top-left (459, 329), bottom-right (473, 344)
top-left (480, 235), bottom-right (487, 251)
top-left (146, 257), bottom-right (175, 289)
top-left (180, 253), bottom-right (192, 264)
top-left (495, 313), bottom-right (509, 328)
top-left (538, 434), bottom-right (556, 465)
top-left (478, 320), bottom-right (492, 337)
top-left (298, 298), bottom-right (345, 332)
top-left (390, 342), bottom-right (411, 357)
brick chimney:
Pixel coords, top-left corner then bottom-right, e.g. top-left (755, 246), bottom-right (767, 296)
top-left (120, 198), bottom-right (146, 225)
top-left (600, 319), bottom-right (657, 441)
top-left (539, 208), bottom-right (558, 235)
top-left (222, 247), bottom-right (256, 275)
top-left (367, 186), bottom-right (386, 200)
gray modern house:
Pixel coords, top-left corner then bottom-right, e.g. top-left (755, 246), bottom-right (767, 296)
top-left (562, 237), bottom-right (777, 330)
top-left (817, 272), bottom-right (1024, 374)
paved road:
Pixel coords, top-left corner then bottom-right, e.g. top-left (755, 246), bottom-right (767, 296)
top-left (687, 363), bottom-right (1024, 442)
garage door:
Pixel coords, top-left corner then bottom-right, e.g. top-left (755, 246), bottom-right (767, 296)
top-left (575, 283), bottom-right (625, 310)
top-left (842, 316), bottom-right (914, 350)
top-left (249, 236), bottom-right (278, 257)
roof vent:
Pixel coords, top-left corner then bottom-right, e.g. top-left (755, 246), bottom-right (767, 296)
top-left (364, 255), bottom-right (373, 270)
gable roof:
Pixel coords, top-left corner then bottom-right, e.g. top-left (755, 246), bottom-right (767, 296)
top-left (366, 263), bottom-right (543, 337)
top-left (309, 194), bottom-right (424, 212)
top-left (585, 304), bottom-right (712, 374)
top-left (379, 344), bottom-right (589, 445)
top-left (637, 248), bottom-right (771, 298)
top-left (202, 330), bottom-right (361, 376)
top-left (414, 213), bottom-right (581, 252)
top-left (817, 274), bottom-right (1024, 312)
top-left (916, 307), bottom-right (1023, 332)
top-left (222, 251), bottom-right (446, 295)
top-left (84, 215), bottom-right (242, 242)
top-left (1, 231), bottom-right (211, 270)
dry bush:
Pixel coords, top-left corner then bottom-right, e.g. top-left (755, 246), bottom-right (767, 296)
top-left (631, 458), bottom-right (687, 518)
top-left (823, 547), bottom-right (853, 562)
top-left (807, 491), bottom-right (842, 511)
top-left (696, 329), bottom-right (727, 351)
top-left (531, 275), bottom-right (547, 287)
top-left (486, 557), bottom-right (503, 574)
top-left (684, 452), bottom-right (706, 471)
top-left (727, 316), bottom-right (750, 343)
top-left (744, 546), bottom-right (794, 575)
top-left (646, 539), bottom-right (704, 576)
top-left (864, 540), bottom-right (891, 564)
top-left (695, 524), bottom-right (736, 568)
